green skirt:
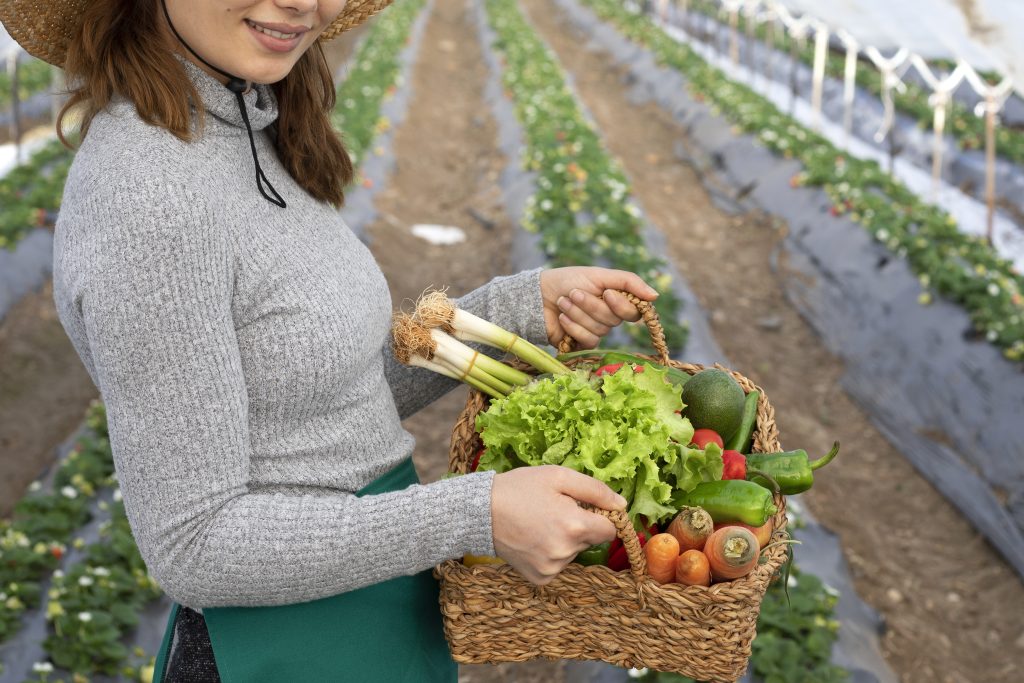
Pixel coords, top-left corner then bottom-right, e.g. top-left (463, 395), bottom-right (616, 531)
top-left (152, 458), bottom-right (457, 683)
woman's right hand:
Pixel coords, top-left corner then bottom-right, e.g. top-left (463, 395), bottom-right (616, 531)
top-left (490, 465), bottom-right (627, 585)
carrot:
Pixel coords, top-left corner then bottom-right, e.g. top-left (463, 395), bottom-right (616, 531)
top-left (713, 520), bottom-right (773, 549)
top-left (644, 533), bottom-right (680, 584)
top-left (675, 549), bottom-right (711, 587)
top-left (703, 527), bottom-right (759, 581)
top-left (666, 506), bottom-right (714, 551)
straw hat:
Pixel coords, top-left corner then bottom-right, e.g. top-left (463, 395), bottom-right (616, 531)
top-left (0, 0), bottom-right (394, 67)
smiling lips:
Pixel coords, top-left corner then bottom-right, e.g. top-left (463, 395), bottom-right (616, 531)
top-left (245, 19), bottom-right (311, 50)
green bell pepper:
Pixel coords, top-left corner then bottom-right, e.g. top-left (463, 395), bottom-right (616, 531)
top-left (574, 541), bottom-right (612, 566)
top-left (746, 442), bottom-right (840, 495)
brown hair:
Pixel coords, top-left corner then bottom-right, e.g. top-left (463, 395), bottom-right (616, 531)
top-left (57, 0), bottom-right (354, 207)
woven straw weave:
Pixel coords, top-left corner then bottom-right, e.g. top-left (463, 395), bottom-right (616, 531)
top-left (437, 292), bottom-right (789, 683)
top-left (0, 0), bottom-right (394, 67)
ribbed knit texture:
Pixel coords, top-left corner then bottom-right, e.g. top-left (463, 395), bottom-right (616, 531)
top-left (52, 57), bottom-right (549, 609)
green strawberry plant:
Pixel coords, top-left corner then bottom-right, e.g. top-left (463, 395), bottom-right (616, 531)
top-left (486, 0), bottom-right (688, 352)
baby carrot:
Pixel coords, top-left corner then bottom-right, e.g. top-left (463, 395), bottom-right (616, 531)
top-left (644, 533), bottom-right (680, 584)
top-left (675, 549), bottom-right (711, 587)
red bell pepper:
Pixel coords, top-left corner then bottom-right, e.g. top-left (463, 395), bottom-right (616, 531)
top-left (607, 520), bottom-right (659, 571)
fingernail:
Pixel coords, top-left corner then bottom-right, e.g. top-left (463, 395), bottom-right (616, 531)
top-left (615, 495), bottom-right (628, 508)
top-left (570, 289), bottom-right (585, 304)
top-left (557, 296), bottom-right (571, 311)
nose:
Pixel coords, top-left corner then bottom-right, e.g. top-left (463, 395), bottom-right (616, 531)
top-left (275, 0), bottom-right (318, 13)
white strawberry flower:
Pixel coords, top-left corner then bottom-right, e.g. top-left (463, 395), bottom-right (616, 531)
top-left (60, 486), bottom-right (78, 499)
top-left (78, 611), bottom-right (92, 622)
top-left (32, 662), bottom-right (54, 673)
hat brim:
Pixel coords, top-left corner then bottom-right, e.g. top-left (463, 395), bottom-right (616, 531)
top-left (0, 0), bottom-right (396, 67)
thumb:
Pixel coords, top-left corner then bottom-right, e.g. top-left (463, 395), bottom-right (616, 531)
top-left (554, 467), bottom-right (627, 511)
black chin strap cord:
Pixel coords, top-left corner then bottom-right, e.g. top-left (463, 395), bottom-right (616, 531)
top-left (161, 0), bottom-right (287, 208)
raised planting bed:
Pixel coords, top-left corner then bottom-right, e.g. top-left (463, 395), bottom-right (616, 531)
top-left (481, 0), bottom-right (689, 351)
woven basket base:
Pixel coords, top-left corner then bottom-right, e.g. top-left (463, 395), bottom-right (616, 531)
top-left (436, 554), bottom-right (784, 683)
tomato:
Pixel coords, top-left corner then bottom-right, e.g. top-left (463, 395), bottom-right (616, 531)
top-left (594, 362), bottom-right (625, 377)
top-left (690, 429), bottom-right (724, 450)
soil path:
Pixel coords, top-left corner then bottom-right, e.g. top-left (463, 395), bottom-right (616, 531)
top-left (0, 29), bottom-right (367, 517)
top-left (360, 0), bottom-right (565, 679)
top-left (0, 281), bottom-right (97, 514)
top-left (518, 0), bottom-right (1024, 681)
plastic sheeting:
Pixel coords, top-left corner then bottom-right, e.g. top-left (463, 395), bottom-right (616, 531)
top-left (765, 0), bottom-right (1023, 94)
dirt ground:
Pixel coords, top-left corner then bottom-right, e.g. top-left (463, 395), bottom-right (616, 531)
top-left (518, 0), bottom-right (1024, 681)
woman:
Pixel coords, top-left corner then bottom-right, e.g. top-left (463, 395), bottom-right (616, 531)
top-left (0, 0), bottom-right (661, 680)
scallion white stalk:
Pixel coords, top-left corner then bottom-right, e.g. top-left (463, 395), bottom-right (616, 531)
top-left (432, 354), bottom-right (514, 396)
top-left (448, 309), bottom-right (570, 376)
top-left (407, 354), bottom-right (503, 400)
top-left (430, 329), bottom-right (532, 387)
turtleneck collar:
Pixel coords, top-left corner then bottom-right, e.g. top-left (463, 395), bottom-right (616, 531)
top-left (174, 53), bottom-right (279, 133)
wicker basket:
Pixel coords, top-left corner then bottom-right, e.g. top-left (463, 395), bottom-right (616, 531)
top-left (436, 292), bottom-right (789, 683)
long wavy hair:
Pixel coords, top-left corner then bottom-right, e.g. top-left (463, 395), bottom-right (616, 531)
top-left (57, 0), bottom-right (354, 207)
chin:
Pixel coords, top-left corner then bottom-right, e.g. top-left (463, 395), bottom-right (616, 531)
top-left (244, 62), bottom-right (296, 85)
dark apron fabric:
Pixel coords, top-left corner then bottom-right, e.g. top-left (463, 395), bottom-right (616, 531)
top-left (152, 458), bottom-right (457, 683)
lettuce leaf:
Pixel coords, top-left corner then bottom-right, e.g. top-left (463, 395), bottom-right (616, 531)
top-left (476, 363), bottom-right (716, 526)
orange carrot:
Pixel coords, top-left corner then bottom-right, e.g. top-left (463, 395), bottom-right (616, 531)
top-left (713, 520), bottom-right (773, 549)
top-left (644, 533), bottom-right (680, 584)
top-left (667, 506), bottom-right (714, 551)
top-left (675, 549), bottom-right (711, 587)
top-left (704, 527), bottom-right (759, 581)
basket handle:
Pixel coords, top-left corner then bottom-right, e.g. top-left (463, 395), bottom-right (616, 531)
top-left (556, 289), bottom-right (671, 365)
top-left (583, 505), bottom-right (648, 582)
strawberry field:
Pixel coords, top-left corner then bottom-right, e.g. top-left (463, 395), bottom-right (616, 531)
top-left (2, 1), bottom-right (1023, 682)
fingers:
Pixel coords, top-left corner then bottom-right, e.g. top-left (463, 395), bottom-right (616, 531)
top-left (553, 466), bottom-right (627, 511)
top-left (555, 289), bottom-right (631, 347)
top-left (593, 269), bottom-right (659, 301)
top-left (602, 289), bottom-right (642, 322)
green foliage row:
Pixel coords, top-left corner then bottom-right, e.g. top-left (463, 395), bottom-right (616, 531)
top-left (331, 0), bottom-right (425, 182)
top-left (0, 57), bottom-right (54, 110)
top-left (484, 0), bottom-right (688, 351)
top-left (0, 402), bottom-right (112, 646)
top-left (0, 138), bottom-right (71, 250)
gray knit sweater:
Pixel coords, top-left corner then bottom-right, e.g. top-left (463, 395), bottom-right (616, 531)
top-left (52, 58), bottom-right (548, 609)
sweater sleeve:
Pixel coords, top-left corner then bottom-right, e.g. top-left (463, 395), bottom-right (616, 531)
top-left (382, 268), bottom-right (550, 420)
top-left (77, 181), bottom-right (497, 609)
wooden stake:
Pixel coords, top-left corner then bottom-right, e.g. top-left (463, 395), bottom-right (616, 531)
top-left (985, 93), bottom-right (997, 247)
top-left (7, 52), bottom-right (21, 165)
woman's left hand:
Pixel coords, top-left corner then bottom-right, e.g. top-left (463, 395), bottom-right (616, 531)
top-left (539, 267), bottom-right (659, 348)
